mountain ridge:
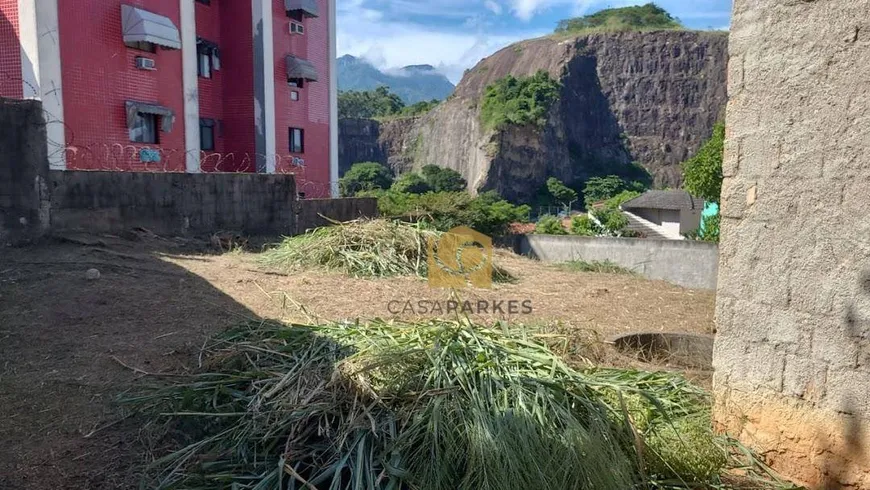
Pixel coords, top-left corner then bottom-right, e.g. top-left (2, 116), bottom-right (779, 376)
top-left (337, 55), bottom-right (455, 104)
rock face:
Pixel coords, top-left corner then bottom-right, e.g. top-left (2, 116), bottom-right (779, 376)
top-left (338, 31), bottom-right (728, 202)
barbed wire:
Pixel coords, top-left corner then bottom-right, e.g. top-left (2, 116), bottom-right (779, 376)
top-left (2, 71), bottom-right (336, 198)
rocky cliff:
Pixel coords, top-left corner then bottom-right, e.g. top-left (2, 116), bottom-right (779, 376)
top-left (338, 31), bottom-right (728, 202)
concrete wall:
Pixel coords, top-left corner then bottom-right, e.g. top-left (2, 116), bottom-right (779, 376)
top-left (50, 171), bottom-right (297, 236)
top-left (0, 98), bottom-right (50, 244)
top-left (513, 234), bottom-right (718, 290)
top-left (296, 197), bottom-right (378, 234)
top-left (714, 1), bottom-right (870, 487)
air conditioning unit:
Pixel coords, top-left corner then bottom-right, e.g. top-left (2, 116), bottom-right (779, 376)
top-left (290, 22), bottom-right (304, 35)
top-left (135, 57), bottom-right (156, 70)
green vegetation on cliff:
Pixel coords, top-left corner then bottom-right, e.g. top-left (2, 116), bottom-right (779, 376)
top-left (339, 86), bottom-right (439, 120)
top-left (555, 3), bottom-right (683, 34)
top-left (480, 71), bottom-right (561, 131)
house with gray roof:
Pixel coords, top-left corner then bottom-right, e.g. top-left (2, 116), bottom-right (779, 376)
top-left (620, 190), bottom-right (703, 239)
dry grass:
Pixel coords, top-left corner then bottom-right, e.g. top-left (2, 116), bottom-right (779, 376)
top-left (164, 248), bottom-right (715, 341)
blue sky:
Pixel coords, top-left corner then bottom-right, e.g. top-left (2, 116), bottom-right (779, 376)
top-left (337, 0), bottom-right (732, 83)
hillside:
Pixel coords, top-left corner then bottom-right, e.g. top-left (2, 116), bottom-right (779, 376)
top-left (337, 55), bottom-right (455, 104)
top-left (339, 31), bottom-right (728, 202)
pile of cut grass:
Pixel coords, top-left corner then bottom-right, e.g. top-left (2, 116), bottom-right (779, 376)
top-left (260, 219), bottom-right (514, 282)
top-left (560, 259), bottom-right (635, 275)
top-left (124, 319), bottom-right (796, 490)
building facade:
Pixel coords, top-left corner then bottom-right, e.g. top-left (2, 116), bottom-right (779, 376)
top-left (0, 0), bottom-right (337, 196)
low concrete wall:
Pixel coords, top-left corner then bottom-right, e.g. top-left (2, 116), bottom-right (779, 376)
top-left (50, 171), bottom-right (298, 236)
top-left (0, 99), bottom-right (50, 244)
top-left (512, 234), bottom-right (719, 290)
top-left (296, 197), bottom-right (379, 234)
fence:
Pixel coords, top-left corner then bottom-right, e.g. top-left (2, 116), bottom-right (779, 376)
top-left (0, 98), bottom-right (376, 243)
top-left (508, 234), bottom-right (719, 290)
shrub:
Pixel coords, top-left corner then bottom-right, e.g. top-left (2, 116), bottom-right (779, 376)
top-left (535, 214), bottom-right (567, 235)
top-left (480, 71), bottom-right (562, 131)
top-left (421, 165), bottom-right (467, 192)
top-left (593, 208), bottom-right (630, 235)
top-left (546, 177), bottom-right (579, 213)
top-left (569, 214), bottom-right (596, 236)
top-left (340, 162), bottom-right (394, 196)
top-left (368, 189), bottom-right (528, 237)
top-left (555, 3), bottom-right (683, 34)
top-left (392, 172), bottom-right (432, 194)
top-left (583, 176), bottom-right (645, 208)
top-left (602, 190), bottom-right (642, 210)
top-left (682, 122), bottom-right (725, 203)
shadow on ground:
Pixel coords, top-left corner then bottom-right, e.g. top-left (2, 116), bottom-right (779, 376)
top-left (0, 234), bottom-right (264, 489)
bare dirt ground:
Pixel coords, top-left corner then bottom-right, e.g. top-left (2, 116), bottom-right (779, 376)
top-left (0, 234), bottom-right (715, 489)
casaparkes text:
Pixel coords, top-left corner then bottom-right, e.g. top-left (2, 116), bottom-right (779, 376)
top-left (387, 300), bottom-right (533, 315)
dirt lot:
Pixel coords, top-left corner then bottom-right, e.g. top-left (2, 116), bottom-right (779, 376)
top-left (0, 234), bottom-right (715, 489)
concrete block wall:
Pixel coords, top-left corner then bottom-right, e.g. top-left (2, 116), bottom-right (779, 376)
top-left (296, 197), bottom-right (379, 234)
top-left (49, 171), bottom-right (298, 237)
top-left (512, 234), bottom-right (719, 290)
top-left (0, 98), bottom-right (49, 244)
top-left (714, 1), bottom-right (870, 487)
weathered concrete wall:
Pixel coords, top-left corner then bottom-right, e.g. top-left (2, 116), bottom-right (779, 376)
top-left (0, 98), bottom-right (50, 244)
top-left (296, 197), bottom-right (379, 234)
top-left (512, 234), bottom-right (718, 290)
top-left (714, 1), bottom-right (870, 487)
top-left (50, 171), bottom-right (298, 236)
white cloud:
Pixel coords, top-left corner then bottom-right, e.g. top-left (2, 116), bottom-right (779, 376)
top-left (484, 0), bottom-right (503, 15)
top-left (338, 1), bottom-right (545, 83)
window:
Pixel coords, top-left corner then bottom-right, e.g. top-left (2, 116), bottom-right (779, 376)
top-left (291, 90), bottom-right (299, 101)
top-left (197, 38), bottom-right (219, 78)
top-left (198, 51), bottom-right (211, 78)
top-left (125, 40), bottom-right (156, 53)
top-left (195, 0), bottom-right (211, 4)
top-left (200, 118), bottom-right (215, 151)
top-left (129, 112), bottom-right (159, 144)
top-left (287, 10), bottom-right (304, 22)
top-left (289, 128), bottom-right (304, 153)
top-left (289, 78), bottom-right (305, 89)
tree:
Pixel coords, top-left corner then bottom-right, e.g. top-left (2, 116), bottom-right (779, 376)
top-left (583, 175), bottom-right (629, 206)
top-left (339, 162), bottom-right (394, 197)
top-left (682, 122), bottom-right (725, 203)
top-left (421, 165), bottom-right (467, 192)
top-left (391, 173), bottom-right (432, 194)
top-left (546, 177), bottom-right (578, 213)
top-left (338, 86), bottom-right (405, 119)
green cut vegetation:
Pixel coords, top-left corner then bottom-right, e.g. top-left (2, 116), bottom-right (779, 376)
top-left (480, 70), bottom-right (562, 131)
top-left (559, 259), bottom-right (635, 275)
top-left (124, 318), bottom-right (773, 490)
top-left (259, 219), bottom-right (514, 282)
top-left (555, 3), bottom-right (684, 34)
